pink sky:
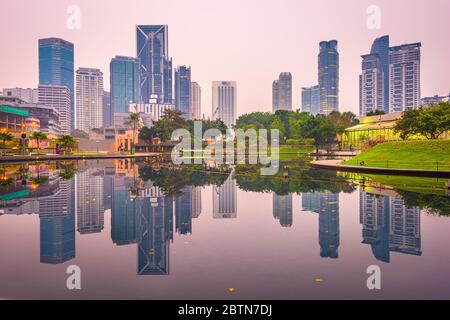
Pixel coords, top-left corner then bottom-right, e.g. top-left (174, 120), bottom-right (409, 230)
top-left (0, 0), bottom-right (449, 117)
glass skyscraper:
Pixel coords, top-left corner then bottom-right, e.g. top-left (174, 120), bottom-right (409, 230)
top-left (110, 56), bottom-right (141, 114)
top-left (38, 38), bottom-right (75, 130)
top-left (174, 66), bottom-right (192, 119)
top-left (136, 25), bottom-right (173, 104)
top-left (301, 85), bottom-right (320, 115)
top-left (318, 40), bottom-right (339, 115)
top-left (370, 35), bottom-right (390, 113)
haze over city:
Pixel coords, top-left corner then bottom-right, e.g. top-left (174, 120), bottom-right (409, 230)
top-left (1, 0), bottom-right (449, 118)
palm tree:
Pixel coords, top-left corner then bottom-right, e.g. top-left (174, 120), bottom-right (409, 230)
top-left (0, 131), bottom-right (14, 149)
top-left (57, 135), bottom-right (76, 154)
top-left (126, 112), bottom-right (142, 155)
top-left (30, 132), bottom-right (48, 153)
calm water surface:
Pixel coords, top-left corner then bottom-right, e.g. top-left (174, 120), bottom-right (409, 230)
top-left (0, 158), bottom-right (450, 299)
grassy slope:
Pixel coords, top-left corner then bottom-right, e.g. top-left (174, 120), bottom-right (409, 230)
top-left (344, 140), bottom-right (450, 170)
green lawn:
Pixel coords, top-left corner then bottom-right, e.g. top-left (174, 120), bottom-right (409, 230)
top-left (343, 140), bottom-right (450, 171)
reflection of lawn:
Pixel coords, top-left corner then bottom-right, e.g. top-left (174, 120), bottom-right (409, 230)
top-left (363, 174), bottom-right (448, 196)
top-left (344, 140), bottom-right (450, 171)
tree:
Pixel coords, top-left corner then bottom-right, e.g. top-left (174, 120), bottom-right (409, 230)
top-left (30, 132), bottom-right (48, 153)
top-left (139, 126), bottom-right (157, 144)
top-left (126, 112), bottom-right (142, 154)
top-left (0, 131), bottom-right (14, 148)
top-left (394, 102), bottom-right (450, 140)
top-left (305, 115), bottom-right (338, 154)
top-left (57, 135), bottom-right (76, 154)
top-left (153, 109), bottom-right (190, 141)
top-left (270, 116), bottom-right (286, 142)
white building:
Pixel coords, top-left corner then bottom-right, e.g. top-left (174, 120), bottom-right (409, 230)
top-left (359, 54), bottom-right (385, 117)
top-left (190, 82), bottom-right (201, 119)
top-left (38, 85), bottom-right (71, 134)
top-left (76, 68), bottom-right (104, 132)
top-left (389, 43), bottom-right (421, 113)
top-left (212, 81), bottom-right (237, 128)
top-left (129, 101), bottom-right (175, 123)
top-left (2, 88), bottom-right (38, 103)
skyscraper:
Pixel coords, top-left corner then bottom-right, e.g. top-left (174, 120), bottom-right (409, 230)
top-left (38, 38), bottom-right (74, 129)
top-left (389, 43), bottom-right (422, 113)
top-left (190, 82), bottom-right (202, 120)
top-left (212, 81), bottom-right (237, 128)
top-left (370, 35), bottom-right (390, 113)
top-left (174, 66), bottom-right (191, 119)
top-left (318, 40), bottom-right (339, 115)
top-left (75, 68), bottom-right (104, 132)
top-left (103, 91), bottom-right (111, 127)
top-left (110, 56), bottom-right (141, 115)
top-left (136, 25), bottom-right (173, 104)
top-left (301, 85), bottom-right (320, 115)
top-left (272, 73), bottom-right (292, 112)
top-left (359, 54), bottom-right (385, 117)
top-left (38, 85), bottom-right (71, 134)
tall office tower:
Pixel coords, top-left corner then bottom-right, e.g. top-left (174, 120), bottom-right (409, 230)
top-left (39, 179), bottom-right (75, 264)
top-left (213, 175), bottom-right (237, 219)
top-left (136, 25), bottom-right (173, 104)
top-left (190, 82), bottom-right (202, 120)
top-left (175, 186), bottom-right (193, 235)
top-left (359, 54), bottom-right (385, 117)
top-left (103, 91), bottom-right (111, 127)
top-left (2, 88), bottom-right (38, 103)
top-left (39, 38), bottom-right (74, 129)
top-left (110, 56), bottom-right (141, 117)
top-left (273, 194), bottom-right (293, 227)
top-left (75, 170), bottom-right (105, 234)
top-left (359, 191), bottom-right (390, 262)
top-left (389, 43), bottom-right (422, 113)
top-left (272, 80), bottom-right (279, 111)
top-left (278, 72), bottom-right (293, 111)
top-left (138, 190), bottom-right (174, 275)
top-left (192, 186), bottom-right (202, 218)
top-left (389, 196), bottom-right (421, 256)
top-left (318, 40), bottom-right (339, 115)
top-left (212, 81), bottom-right (237, 128)
top-left (301, 85), bottom-right (320, 115)
top-left (175, 66), bottom-right (192, 119)
top-left (370, 35), bottom-right (390, 113)
top-left (75, 68), bottom-right (104, 132)
top-left (38, 85), bottom-right (71, 134)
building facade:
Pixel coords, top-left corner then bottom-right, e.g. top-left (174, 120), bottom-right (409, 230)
top-left (38, 85), bottom-right (71, 134)
top-left (2, 88), bottom-right (38, 103)
top-left (212, 81), bottom-right (237, 128)
top-left (359, 54), bottom-right (385, 117)
top-left (301, 85), bottom-right (320, 115)
top-left (389, 43), bottom-right (422, 113)
top-left (272, 73), bottom-right (292, 112)
top-left (190, 82), bottom-right (202, 120)
top-left (136, 25), bottom-right (173, 104)
top-left (110, 56), bottom-right (141, 116)
top-left (369, 35), bottom-right (390, 113)
top-left (38, 38), bottom-right (74, 129)
top-left (103, 91), bottom-right (111, 127)
top-left (318, 40), bottom-right (339, 115)
top-left (272, 80), bottom-right (279, 111)
top-left (174, 66), bottom-right (191, 119)
top-left (75, 68), bottom-right (104, 132)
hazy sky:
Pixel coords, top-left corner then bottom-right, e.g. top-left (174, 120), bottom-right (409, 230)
top-left (1, 0), bottom-right (449, 117)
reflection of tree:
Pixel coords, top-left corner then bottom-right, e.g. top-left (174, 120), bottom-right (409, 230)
top-left (58, 162), bottom-right (77, 181)
top-left (138, 164), bottom-right (230, 196)
top-left (396, 190), bottom-right (450, 216)
top-left (235, 163), bottom-right (356, 195)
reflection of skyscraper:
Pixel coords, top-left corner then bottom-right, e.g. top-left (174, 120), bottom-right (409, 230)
top-left (39, 179), bottom-right (75, 264)
top-left (138, 187), bottom-right (173, 275)
top-left (360, 191), bottom-right (422, 262)
top-left (192, 186), bottom-right (202, 218)
top-left (273, 193), bottom-right (293, 227)
top-left (213, 176), bottom-right (237, 219)
top-left (75, 170), bottom-right (104, 234)
top-left (111, 177), bottom-right (141, 245)
top-left (175, 186), bottom-right (193, 235)
top-left (302, 191), bottom-right (340, 259)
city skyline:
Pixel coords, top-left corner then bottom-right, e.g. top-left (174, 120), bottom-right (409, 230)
top-left (1, 0), bottom-right (449, 118)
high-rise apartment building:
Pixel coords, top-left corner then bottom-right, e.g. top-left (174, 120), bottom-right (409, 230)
top-left (39, 38), bottom-right (74, 129)
top-left (212, 81), bottom-right (237, 128)
top-left (75, 68), bottom-right (104, 132)
top-left (190, 82), bottom-right (202, 120)
top-left (38, 85), bottom-right (71, 134)
top-left (103, 91), bottom-right (111, 127)
top-left (2, 88), bottom-right (38, 103)
top-left (359, 54), bottom-right (385, 117)
top-left (318, 40), bottom-right (339, 115)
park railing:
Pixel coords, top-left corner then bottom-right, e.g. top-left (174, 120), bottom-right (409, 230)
top-left (352, 159), bottom-right (450, 171)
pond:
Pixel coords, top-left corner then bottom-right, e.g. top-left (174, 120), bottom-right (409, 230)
top-left (0, 158), bottom-right (449, 299)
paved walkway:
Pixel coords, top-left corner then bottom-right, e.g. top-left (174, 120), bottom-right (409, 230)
top-left (0, 153), bottom-right (162, 163)
top-left (311, 159), bottom-right (450, 178)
